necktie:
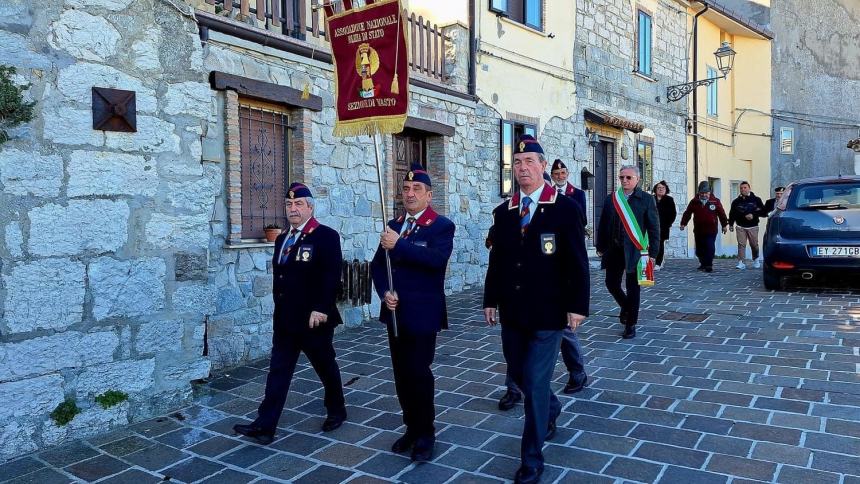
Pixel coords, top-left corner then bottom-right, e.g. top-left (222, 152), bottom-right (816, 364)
top-left (558, 188), bottom-right (563, 196)
top-left (520, 197), bottom-right (532, 235)
top-left (403, 217), bottom-right (416, 238)
top-left (279, 229), bottom-right (298, 264)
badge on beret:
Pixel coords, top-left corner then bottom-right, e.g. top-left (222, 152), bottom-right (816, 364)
top-left (519, 141), bottom-right (526, 152)
top-left (288, 190), bottom-right (295, 199)
top-left (407, 171), bottom-right (414, 181)
top-left (541, 233), bottom-right (556, 255)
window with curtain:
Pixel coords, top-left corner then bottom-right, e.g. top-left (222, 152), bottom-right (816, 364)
top-left (707, 66), bottom-right (718, 116)
top-left (490, 0), bottom-right (543, 31)
top-left (636, 10), bottom-right (652, 77)
top-left (500, 120), bottom-right (537, 197)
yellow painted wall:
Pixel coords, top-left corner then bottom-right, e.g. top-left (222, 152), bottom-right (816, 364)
top-left (474, 0), bottom-right (576, 130)
top-left (685, 13), bottom-right (772, 256)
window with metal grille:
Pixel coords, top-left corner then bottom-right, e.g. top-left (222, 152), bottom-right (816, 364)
top-left (636, 10), bottom-right (652, 77)
top-left (239, 103), bottom-right (291, 240)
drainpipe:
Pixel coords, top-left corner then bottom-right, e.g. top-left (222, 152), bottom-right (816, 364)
top-left (468, 0), bottom-right (477, 96)
top-left (692, 2), bottom-right (709, 189)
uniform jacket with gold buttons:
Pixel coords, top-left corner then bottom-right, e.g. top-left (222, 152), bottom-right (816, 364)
top-left (272, 217), bottom-right (343, 332)
top-left (483, 183), bottom-right (590, 330)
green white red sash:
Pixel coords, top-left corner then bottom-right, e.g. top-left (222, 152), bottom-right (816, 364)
top-left (611, 188), bottom-right (655, 287)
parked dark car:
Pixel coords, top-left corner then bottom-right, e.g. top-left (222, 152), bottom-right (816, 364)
top-left (762, 175), bottom-right (860, 289)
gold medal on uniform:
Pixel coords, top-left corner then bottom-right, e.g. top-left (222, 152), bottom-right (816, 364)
top-left (296, 245), bottom-right (313, 262)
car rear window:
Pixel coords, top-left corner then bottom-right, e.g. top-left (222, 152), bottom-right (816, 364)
top-left (791, 182), bottom-right (860, 209)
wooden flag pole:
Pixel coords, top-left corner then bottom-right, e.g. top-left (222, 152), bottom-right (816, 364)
top-left (372, 132), bottom-right (398, 338)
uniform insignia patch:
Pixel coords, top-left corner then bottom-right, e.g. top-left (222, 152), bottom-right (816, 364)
top-left (708, 204), bottom-right (715, 211)
top-left (519, 141), bottom-right (525, 152)
top-left (540, 233), bottom-right (556, 255)
top-left (407, 171), bottom-right (414, 180)
top-left (296, 245), bottom-right (313, 262)
top-left (288, 190), bottom-right (295, 199)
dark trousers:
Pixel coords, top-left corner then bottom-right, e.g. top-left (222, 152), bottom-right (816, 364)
top-left (256, 326), bottom-right (345, 431)
top-left (656, 238), bottom-right (668, 266)
top-left (694, 232), bottom-right (717, 268)
top-left (506, 328), bottom-right (585, 393)
top-left (389, 330), bottom-right (437, 437)
top-left (604, 246), bottom-right (641, 326)
top-left (501, 325), bottom-right (563, 468)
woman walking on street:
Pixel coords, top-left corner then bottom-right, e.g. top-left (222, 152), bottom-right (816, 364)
top-left (652, 181), bottom-right (676, 271)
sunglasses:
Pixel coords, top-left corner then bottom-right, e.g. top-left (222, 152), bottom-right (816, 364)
top-left (618, 175), bottom-right (636, 180)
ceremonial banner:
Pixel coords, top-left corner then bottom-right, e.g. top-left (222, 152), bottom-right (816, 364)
top-left (611, 188), bottom-right (655, 287)
top-left (326, 0), bottom-right (409, 137)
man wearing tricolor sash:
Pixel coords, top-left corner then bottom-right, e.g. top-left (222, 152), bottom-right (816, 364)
top-left (596, 166), bottom-right (660, 339)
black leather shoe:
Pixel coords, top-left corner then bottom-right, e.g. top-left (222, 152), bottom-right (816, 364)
top-left (563, 376), bottom-right (588, 394)
top-left (411, 435), bottom-right (435, 462)
top-left (697, 265), bottom-right (705, 271)
top-left (705, 266), bottom-right (714, 273)
top-left (498, 390), bottom-right (522, 411)
top-left (514, 465), bottom-right (544, 484)
top-left (391, 433), bottom-right (417, 454)
top-left (233, 423), bottom-right (274, 445)
top-left (622, 325), bottom-right (636, 339)
top-left (321, 413), bottom-right (346, 432)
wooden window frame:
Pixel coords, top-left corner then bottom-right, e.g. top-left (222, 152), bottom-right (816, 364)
top-left (636, 137), bottom-right (654, 191)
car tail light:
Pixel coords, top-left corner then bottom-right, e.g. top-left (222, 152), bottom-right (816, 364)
top-left (772, 261), bottom-right (795, 269)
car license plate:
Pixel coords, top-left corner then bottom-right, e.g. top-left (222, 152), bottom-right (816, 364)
top-left (810, 246), bottom-right (860, 257)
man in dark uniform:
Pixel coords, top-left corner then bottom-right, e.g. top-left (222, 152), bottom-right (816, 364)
top-left (483, 135), bottom-right (590, 484)
top-left (234, 183), bottom-right (346, 444)
top-left (595, 165), bottom-right (660, 339)
top-left (371, 164), bottom-right (455, 462)
top-left (497, 158), bottom-right (589, 413)
top-left (763, 186), bottom-right (785, 215)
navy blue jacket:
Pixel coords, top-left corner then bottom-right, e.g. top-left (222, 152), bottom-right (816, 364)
top-left (371, 207), bottom-right (456, 335)
top-left (554, 182), bottom-right (587, 227)
top-left (596, 188), bottom-right (660, 273)
top-left (483, 183), bottom-right (590, 331)
top-left (272, 218), bottom-right (343, 333)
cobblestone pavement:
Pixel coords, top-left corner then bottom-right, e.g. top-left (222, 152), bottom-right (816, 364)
top-left (3, 259), bottom-right (860, 484)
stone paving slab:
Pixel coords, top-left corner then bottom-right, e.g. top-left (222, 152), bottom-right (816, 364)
top-left (2, 260), bottom-right (860, 483)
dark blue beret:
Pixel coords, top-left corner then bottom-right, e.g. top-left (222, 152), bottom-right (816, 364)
top-left (551, 159), bottom-right (567, 171)
top-left (514, 134), bottom-right (544, 155)
top-left (287, 182), bottom-right (313, 199)
top-left (404, 163), bottom-right (432, 187)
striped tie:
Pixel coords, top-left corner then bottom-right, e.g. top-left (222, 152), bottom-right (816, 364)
top-left (520, 197), bottom-right (532, 235)
top-left (403, 217), bottom-right (416, 238)
top-left (279, 229), bottom-right (298, 264)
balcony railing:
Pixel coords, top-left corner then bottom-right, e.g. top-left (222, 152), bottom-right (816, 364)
top-left (201, 0), bottom-right (447, 81)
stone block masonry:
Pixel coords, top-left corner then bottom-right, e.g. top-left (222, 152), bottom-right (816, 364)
top-left (0, 0), bottom-right (215, 461)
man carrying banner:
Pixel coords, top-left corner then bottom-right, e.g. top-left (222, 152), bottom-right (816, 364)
top-left (596, 165), bottom-right (660, 340)
top-left (371, 165), bottom-right (455, 462)
top-left (483, 135), bottom-right (589, 484)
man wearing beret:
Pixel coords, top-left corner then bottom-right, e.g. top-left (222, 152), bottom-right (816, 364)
top-left (550, 158), bottom-right (587, 227)
top-left (484, 135), bottom-right (590, 484)
top-left (680, 180), bottom-right (729, 273)
top-left (234, 183), bottom-right (347, 444)
top-left (371, 164), bottom-right (456, 462)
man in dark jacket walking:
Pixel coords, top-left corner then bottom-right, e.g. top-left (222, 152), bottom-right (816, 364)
top-left (483, 135), bottom-right (589, 484)
top-left (234, 183), bottom-right (346, 444)
top-left (680, 181), bottom-right (729, 272)
top-left (596, 166), bottom-right (660, 339)
top-left (371, 165), bottom-right (455, 462)
top-left (728, 181), bottom-right (766, 269)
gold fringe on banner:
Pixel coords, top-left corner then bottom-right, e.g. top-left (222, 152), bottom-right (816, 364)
top-left (301, 82), bottom-right (311, 100)
top-left (333, 115), bottom-right (407, 137)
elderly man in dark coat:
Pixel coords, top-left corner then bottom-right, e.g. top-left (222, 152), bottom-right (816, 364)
top-left (596, 166), bottom-right (660, 339)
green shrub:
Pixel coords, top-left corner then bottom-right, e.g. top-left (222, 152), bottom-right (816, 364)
top-left (0, 65), bottom-right (35, 145)
top-left (95, 390), bottom-right (129, 409)
top-left (50, 399), bottom-right (80, 426)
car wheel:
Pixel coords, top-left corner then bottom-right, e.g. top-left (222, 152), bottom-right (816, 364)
top-left (763, 269), bottom-right (782, 291)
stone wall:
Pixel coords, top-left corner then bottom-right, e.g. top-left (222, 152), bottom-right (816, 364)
top-left (769, 0), bottom-right (860, 183)
top-left (573, 0), bottom-right (689, 257)
top-left (0, 0), bottom-right (213, 460)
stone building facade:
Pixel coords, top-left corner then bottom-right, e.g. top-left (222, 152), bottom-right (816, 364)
top-left (572, 0), bottom-right (690, 257)
top-left (768, 0), bottom-right (860, 183)
top-left (0, 0), bottom-right (499, 460)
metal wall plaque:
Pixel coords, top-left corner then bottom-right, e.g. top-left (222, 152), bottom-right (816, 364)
top-left (92, 87), bottom-right (136, 132)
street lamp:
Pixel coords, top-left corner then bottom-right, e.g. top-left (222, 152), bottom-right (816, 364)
top-left (667, 41), bottom-right (736, 102)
